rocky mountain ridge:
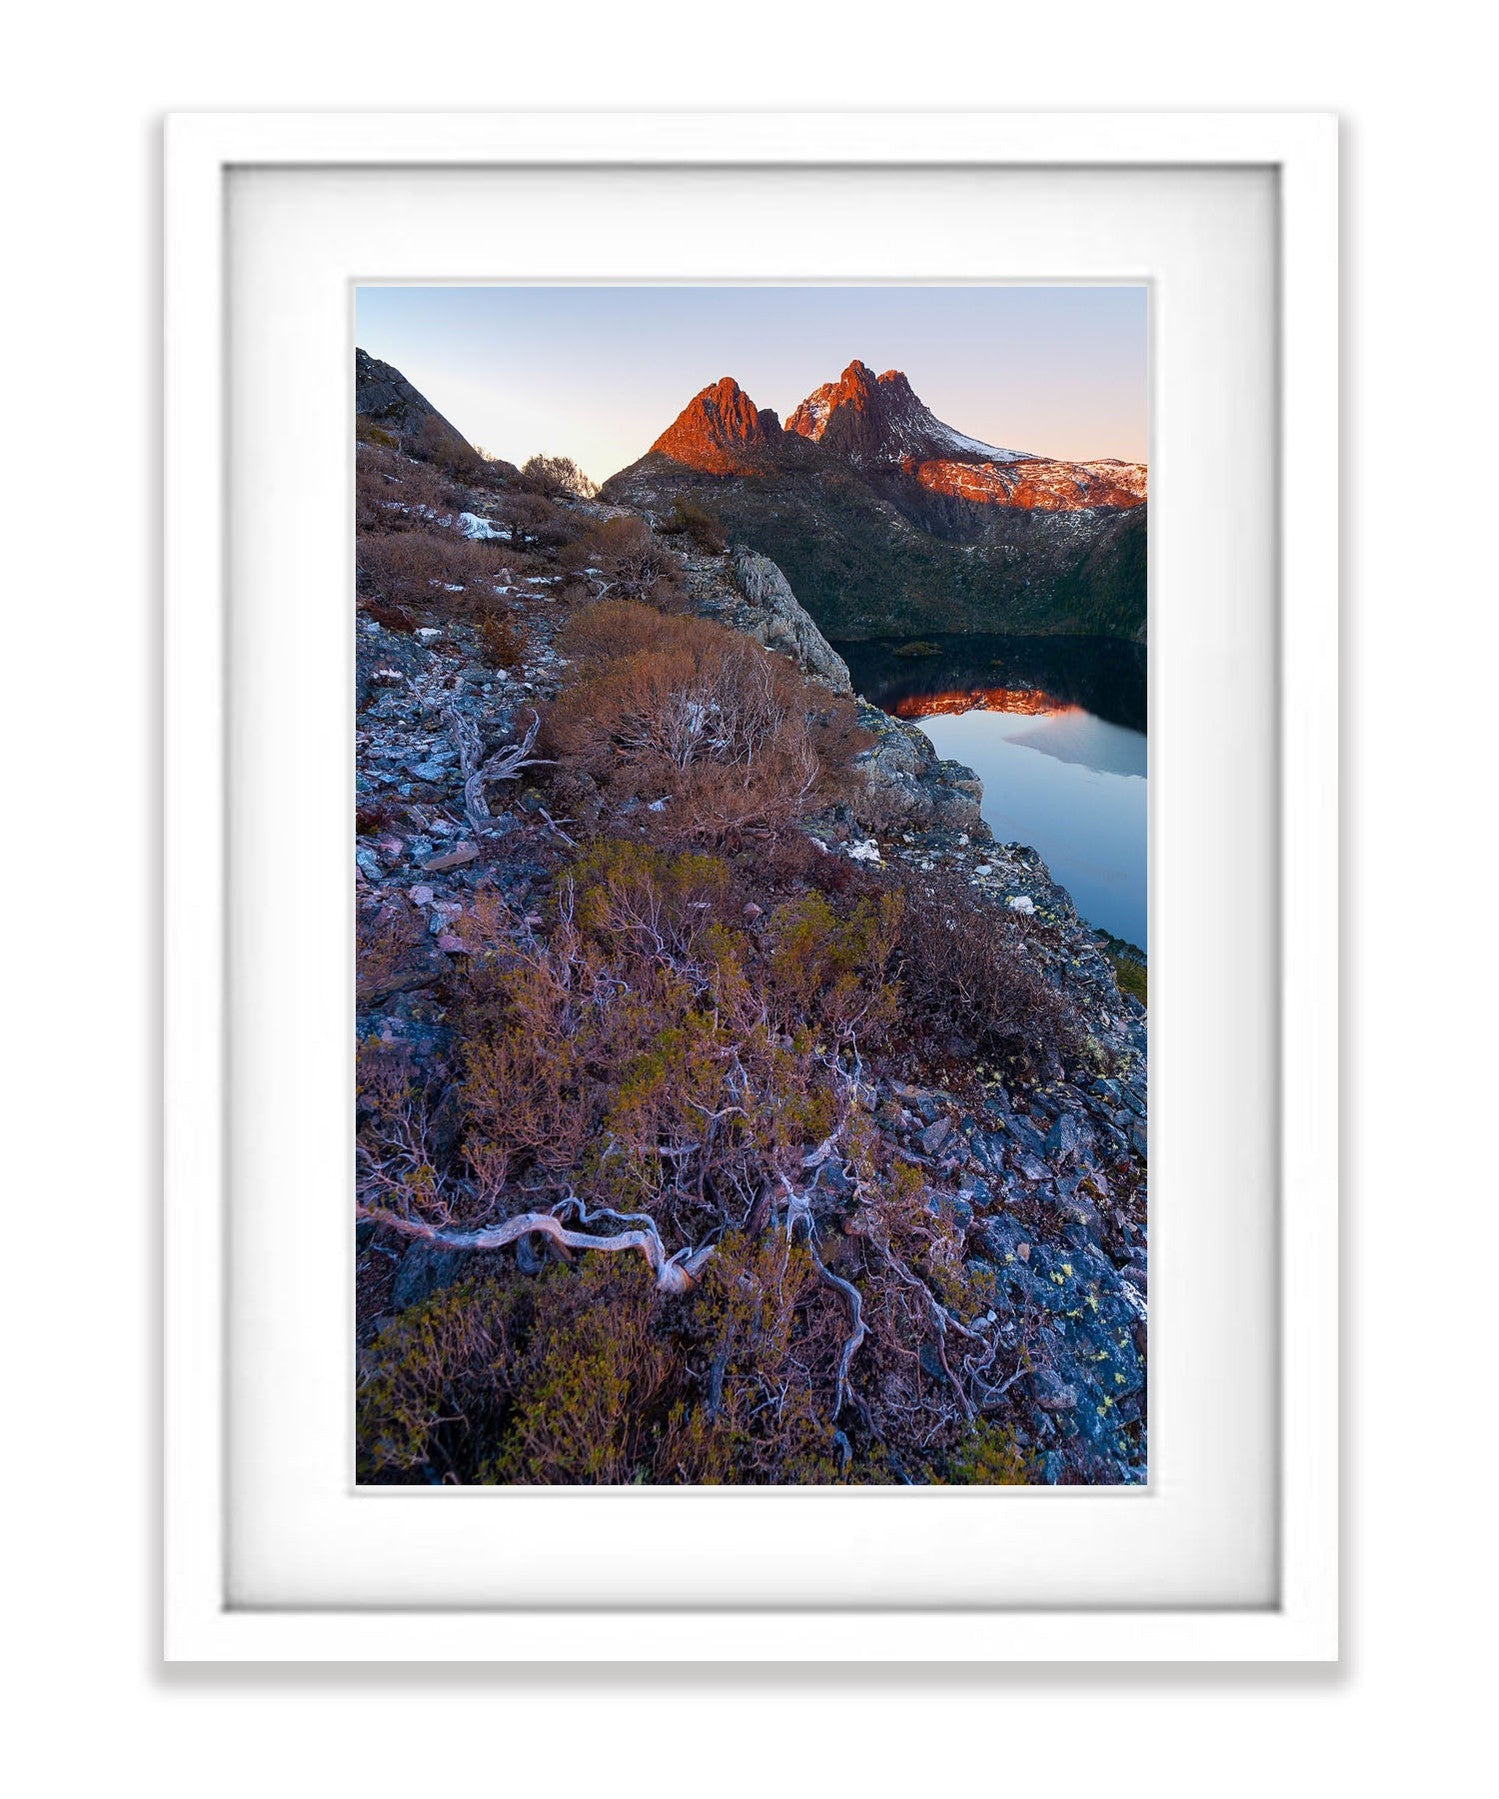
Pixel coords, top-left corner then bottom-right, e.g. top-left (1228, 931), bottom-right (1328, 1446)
top-left (787, 358), bottom-right (1031, 469)
top-left (606, 357), bottom-right (1147, 642)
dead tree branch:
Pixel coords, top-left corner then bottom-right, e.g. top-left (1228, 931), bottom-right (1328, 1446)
top-left (445, 707), bottom-right (550, 837)
top-left (357, 1196), bottom-right (715, 1295)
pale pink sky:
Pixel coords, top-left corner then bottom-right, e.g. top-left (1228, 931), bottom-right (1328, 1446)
top-left (356, 285), bottom-right (1148, 485)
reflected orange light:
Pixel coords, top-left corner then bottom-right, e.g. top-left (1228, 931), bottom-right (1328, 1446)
top-left (892, 688), bottom-right (1076, 720)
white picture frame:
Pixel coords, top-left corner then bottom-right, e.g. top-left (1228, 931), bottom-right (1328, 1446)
top-left (164, 111), bottom-right (1338, 1663)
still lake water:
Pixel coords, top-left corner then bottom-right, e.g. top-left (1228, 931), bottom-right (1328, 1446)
top-left (835, 635), bottom-right (1148, 951)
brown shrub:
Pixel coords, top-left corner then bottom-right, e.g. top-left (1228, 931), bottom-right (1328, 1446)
top-left (503, 492), bottom-right (573, 551)
top-left (751, 831), bottom-right (877, 901)
top-left (545, 607), bottom-right (867, 843)
top-left (892, 869), bottom-right (1077, 1068)
top-left (554, 538), bottom-right (594, 573)
top-left (355, 838), bottom-right (1040, 1486)
top-left (461, 948), bottom-right (591, 1192)
top-left (357, 529), bottom-right (510, 617)
top-left (355, 447), bottom-right (451, 534)
top-left (586, 516), bottom-right (686, 606)
top-left (361, 599), bottom-right (418, 634)
top-left (357, 528), bottom-right (443, 606)
top-left (355, 448), bottom-right (410, 532)
top-left (587, 515), bottom-right (653, 560)
top-left (448, 841), bottom-right (887, 1215)
top-left (411, 414), bottom-right (488, 483)
top-left (477, 611), bottom-right (525, 669)
top-left (659, 496), bottom-right (727, 553)
top-left (554, 596), bottom-right (662, 665)
top-left (545, 622), bottom-right (814, 839)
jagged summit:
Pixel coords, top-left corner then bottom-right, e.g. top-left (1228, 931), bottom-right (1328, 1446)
top-left (786, 359), bottom-right (1031, 468)
top-left (649, 375), bottom-right (783, 474)
top-left (628, 357), bottom-right (1145, 514)
top-left (605, 357), bottom-right (1148, 642)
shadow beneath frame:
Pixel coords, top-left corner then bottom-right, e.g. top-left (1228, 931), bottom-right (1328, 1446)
top-left (154, 1658), bottom-right (1345, 1693)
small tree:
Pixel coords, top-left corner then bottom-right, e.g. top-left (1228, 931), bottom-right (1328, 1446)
top-left (522, 453), bottom-right (599, 499)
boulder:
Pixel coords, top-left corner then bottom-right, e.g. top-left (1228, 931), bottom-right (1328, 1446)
top-left (391, 1240), bottom-right (470, 1311)
top-left (728, 549), bottom-right (854, 693)
top-left (919, 1115), bottom-right (958, 1157)
top-left (1045, 1111), bottom-right (1093, 1169)
top-left (1032, 1370), bottom-right (1080, 1412)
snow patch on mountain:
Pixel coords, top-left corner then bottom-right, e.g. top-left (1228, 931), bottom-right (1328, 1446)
top-left (924, 419), bottom-right (1031, 463)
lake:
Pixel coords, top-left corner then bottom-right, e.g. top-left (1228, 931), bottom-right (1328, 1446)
top-left (834, 634), bottom-right (1148, 951)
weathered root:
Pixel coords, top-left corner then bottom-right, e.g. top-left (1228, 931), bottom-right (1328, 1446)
top-left (846, 1218), bottom-right (984, 1424)
top-left (356, 1198), bottom-right (714, 1295)
top-left (777, 1173), bottom-right (875, 1435)
top-left (554, 1195), bottom-right (718, 1289)
top-left (804, 1231), bottom-right (872, 1432)
top-left (889, 1246), bottom-right (977, 1420)
top-left (446, 707), bottom-right (549, 837)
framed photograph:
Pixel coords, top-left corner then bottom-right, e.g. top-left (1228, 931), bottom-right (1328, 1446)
top-left (164, 112), bottom-right (1338, 1661)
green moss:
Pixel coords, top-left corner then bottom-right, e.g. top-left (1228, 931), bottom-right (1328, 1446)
top-left (1106, 950), bottom-right (1148, 1005)
top-left (940, 1422), bottom-right (1037, 1486)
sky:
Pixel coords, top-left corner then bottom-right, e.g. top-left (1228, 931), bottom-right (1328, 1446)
top-left (355, 285), bottom-right (1148, 486)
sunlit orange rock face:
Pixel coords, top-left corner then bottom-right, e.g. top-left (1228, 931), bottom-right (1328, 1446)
top-left (894, 688), bottom-right (1072, 720)
top-left (785, 358), bottom-right (1147, 512)
top-left (650, 376), bottom-right (783, 475)
top-left (787, 359), bottom-right (1009, 469)
top-left (786, 359), bottom-right (890, 444)
top-left (606, 356), bottom-right (1149, 641)
top-left (911, 458), bottom-right (1148, 512)
top-left (645, 359), bottom-right (1147, 510)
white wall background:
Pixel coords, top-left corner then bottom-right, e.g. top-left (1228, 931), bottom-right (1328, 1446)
top-left (4, 3), bottom-right (1491, 1790)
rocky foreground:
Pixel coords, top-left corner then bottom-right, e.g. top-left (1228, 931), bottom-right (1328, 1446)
top-left (354, 466), bottom-right (1148, 1483)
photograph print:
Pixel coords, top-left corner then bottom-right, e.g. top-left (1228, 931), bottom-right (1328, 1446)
top-left (353, 285), bottom-right (1148, 1486)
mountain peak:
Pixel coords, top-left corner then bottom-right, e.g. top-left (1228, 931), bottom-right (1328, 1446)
top-left (787, 358), bottom-right (1027, 467)
top-left (650, 376), bottom-right (783, 474)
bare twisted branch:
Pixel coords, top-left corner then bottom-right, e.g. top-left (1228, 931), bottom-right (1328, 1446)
top-left (445, 707), bottom-right (549, 837)
top-left (357, 1196), bottom-right (715, 1295)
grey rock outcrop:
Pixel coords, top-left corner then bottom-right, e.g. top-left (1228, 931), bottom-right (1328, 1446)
top-left (851, 705), bottom-right (987, 837)
top-left (726, 549), bottom-right (854, 693)
top-left (356, 347), bottom-right (474, 458)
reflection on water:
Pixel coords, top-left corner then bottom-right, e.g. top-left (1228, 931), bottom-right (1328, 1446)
top-left (836, 634), bottom-right (1148, 950)
top-left (892, 686), bottom-right (1061, 720)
